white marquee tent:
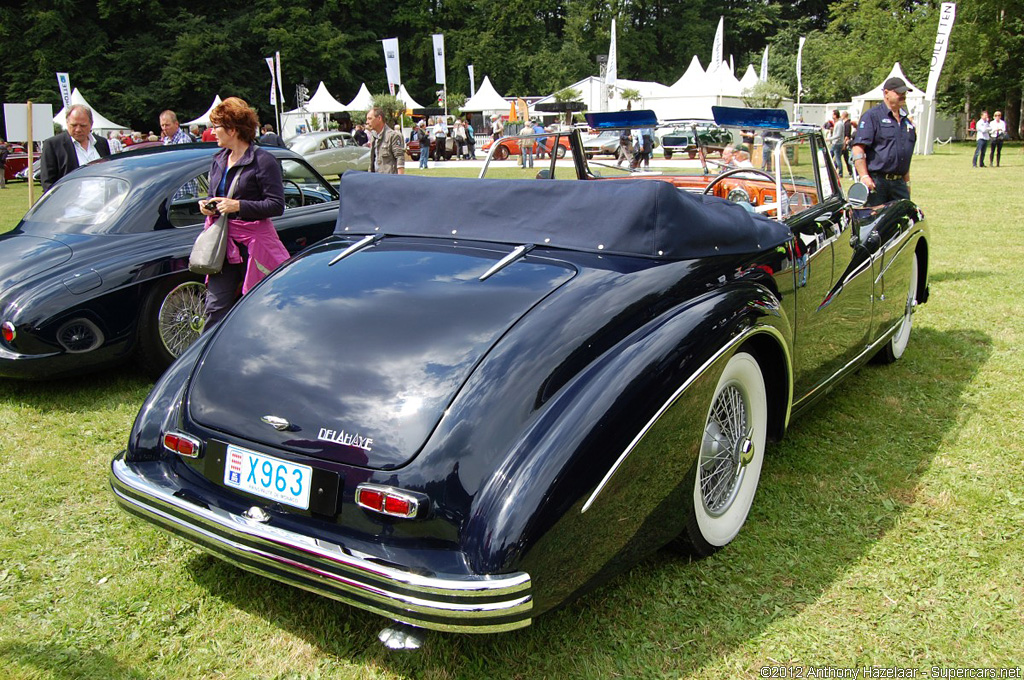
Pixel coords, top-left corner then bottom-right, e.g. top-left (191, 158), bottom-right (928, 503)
top-left (461, 76), bottom-right (508, 112)
top-left (307, 82), bottom-right (348, 113)
top-left (850, 63), bottom-right (929, 153)
top-left (396, 84), bottom-right (424, 111)
top-left (54, 88), bottom-right (128, 132)
top-left (184, 95), bottom-right (222, 127)
top-left (345, 83), bottom-right (374, 111)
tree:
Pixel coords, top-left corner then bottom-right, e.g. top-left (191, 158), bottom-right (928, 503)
top-left (620, 87), bottom-right (642, 110)
top-left (371, 94), bottom-right (406, 127)
top-left (742, 78), bottom-right (791, 108)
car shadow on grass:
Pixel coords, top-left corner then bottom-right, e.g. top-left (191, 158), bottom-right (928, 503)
top-left (0, 642), bottom-right (153, 680)
top-left (0, 363), bottom-right (152, 412)
top-left (183, 326), bottom-right (989, 678)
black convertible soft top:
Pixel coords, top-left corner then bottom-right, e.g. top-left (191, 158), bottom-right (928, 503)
top-left (335, 172), bottom-right (791, 260)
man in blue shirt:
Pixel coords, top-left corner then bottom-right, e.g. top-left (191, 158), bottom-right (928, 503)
top-left (851, 77), bottom-right (917, 204)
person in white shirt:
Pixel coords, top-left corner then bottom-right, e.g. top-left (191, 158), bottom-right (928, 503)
top-left (431, 118), bottom-right (448, 161)
top-left (988, 110), bottom-right (1006, 167)
top-left (972, 110), bottom-right (990, 168)
top-left (40, 104), bottom-right (111, 192)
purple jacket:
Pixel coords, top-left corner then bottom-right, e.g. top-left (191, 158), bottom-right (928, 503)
top-left (207, 144), bottom-right (284, 220)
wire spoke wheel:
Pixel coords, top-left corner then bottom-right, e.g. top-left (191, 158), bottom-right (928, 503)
top-left (680, 350), bottom-right (768, 556)
top-left (158, 281), bottom-right (207, 358)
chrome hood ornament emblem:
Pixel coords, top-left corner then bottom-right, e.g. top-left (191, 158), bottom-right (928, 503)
top-left (261, 415), bottom-right (291, 431)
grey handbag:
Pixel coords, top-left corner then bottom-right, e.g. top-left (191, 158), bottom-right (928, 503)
top-left (189, 171), bottom-right (241, 275)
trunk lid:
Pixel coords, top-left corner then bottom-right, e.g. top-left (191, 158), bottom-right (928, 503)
top-left (188, 239), bottom-right (575, 469)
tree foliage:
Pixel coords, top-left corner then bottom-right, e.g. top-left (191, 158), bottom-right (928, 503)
top-left (0, 0), bottom-right (1019, 135)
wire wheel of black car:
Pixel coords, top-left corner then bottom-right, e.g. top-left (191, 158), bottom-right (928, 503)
top-left (679, 351), bottom-right (767, 557)
top-left (875, 252), bottom-right (919, 364)
top-left (137, 279), bottom-right (207, 377)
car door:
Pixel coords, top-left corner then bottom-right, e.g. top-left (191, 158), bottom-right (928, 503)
top-left (782, 134), bottom-right (872, 404)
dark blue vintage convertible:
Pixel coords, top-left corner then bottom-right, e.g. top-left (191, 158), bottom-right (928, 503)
top-left (0, 144), bottom-right (339, 379)
top-left (111, 110), bottom-right (929, 642)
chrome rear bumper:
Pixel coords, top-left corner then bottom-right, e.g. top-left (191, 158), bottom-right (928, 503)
top-left (110, 453), bottom-right (533, 633)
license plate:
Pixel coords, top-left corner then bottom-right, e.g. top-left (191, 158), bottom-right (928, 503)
top-left (224, 444), bottom-right (312, 510)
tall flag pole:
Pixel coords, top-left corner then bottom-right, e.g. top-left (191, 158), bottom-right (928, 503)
top-left (265, 57), bottom-right (280, 132)
top-left (275, 52), bottom-right (284, 133)
top-left (710, 17), bottom-right (724, 74)
top-left (796, 36), bottom-right (806, 105)
top-left (605, 18), bottom-right (618, 112)
top-left (760, 46), bottom-right (769, 82)
top-left (382, 38), bottom-right (401, 97)
top-left (468, 65), bottom-right (476, 97)
top-left (432, 34), bottom-right (447, 119)
top-left (922, 2), bottom-right (957, 154)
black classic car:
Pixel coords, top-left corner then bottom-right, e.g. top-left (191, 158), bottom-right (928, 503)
top-left (111, 108), bottom-right (929, 643)
top-left (0, 144), bottom-right (339, 379)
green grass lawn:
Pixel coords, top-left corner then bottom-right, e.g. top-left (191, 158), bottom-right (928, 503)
top-left (1, 143), bottom-right (1022, 678)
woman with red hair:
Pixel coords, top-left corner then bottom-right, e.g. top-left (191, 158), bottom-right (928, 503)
top-left (199, 97), bottom-right (289, 327)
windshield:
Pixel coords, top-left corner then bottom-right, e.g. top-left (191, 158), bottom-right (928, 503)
top-left (20, 176), bottom-right (131, 234)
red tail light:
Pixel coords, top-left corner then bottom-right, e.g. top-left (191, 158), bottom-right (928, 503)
top-left (163, 431), bottom-right (202, 458)
top-left (356, 484), bottom-right (422, 518)
top-left (1, 322), bottom-right (15, 344)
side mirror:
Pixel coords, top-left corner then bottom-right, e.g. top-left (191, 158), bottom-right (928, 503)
top-left (847, 181), bottom-right (869, 208)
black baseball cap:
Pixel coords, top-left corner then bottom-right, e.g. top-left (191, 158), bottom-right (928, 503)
top-left (883, 77), bottom-right (912, 94)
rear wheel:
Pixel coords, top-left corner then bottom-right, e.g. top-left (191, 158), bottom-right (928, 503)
top-left (676, 351), bottom-right (768, 557)
top-left (493, 145), bottom-right (509, 161)
top-left (875, 252), bottom-right (919, 364)
top-left (136, 278), bottom-right (207, 377)
top-left (664, 149), bottom-right (673, 159)
top-left (555, 145), bottom-right (566, 159)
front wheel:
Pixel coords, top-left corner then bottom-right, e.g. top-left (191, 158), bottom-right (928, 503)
top-left (664, 149), bottom-right (673, 159)
top-left (875, 252), bottom-right (919, 364)
top-left (675, 351), bottom-right (768, 557)
top-left (136, 278), bottom-right (207, 378)
top-left (493, 145), bottom-right (509, 161)
top-left (555, 145), bottom-right (566, 159)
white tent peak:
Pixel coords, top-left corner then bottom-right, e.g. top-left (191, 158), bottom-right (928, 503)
top-left (461, 76), bottom-right (508, 112)
top-left (54, 88), bottom-right (128, 131)
top-left (854, 62), bottom-right (923, 99)
top-left (307, 82), bottom-right (348, 113)
top-left (345, 83), bottom-right (374, 111)
top-left (739, 65), bottom-right (759, 91)
top-left (184, 95), bottom-right (222, 127)
top-left (671, 56), bottom-right (706, 92)
top-left (396, 83), bottom-right (424, 110)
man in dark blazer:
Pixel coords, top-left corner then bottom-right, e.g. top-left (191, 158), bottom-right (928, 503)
top-left (40, 104), bottom-right (111, 192)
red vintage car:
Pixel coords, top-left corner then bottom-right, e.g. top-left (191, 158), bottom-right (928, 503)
top-left (482, 134), bottom-right (569, 160)
top-left (3, 143), bottom-right (31, 182)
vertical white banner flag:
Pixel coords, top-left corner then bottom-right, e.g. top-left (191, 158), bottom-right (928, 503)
top-left (55, 73), bottom-right (72, 110)
top-left (710, 17), bottom-right (724, 73)
top-left (382, 38), bottom-right (401, 88)
top-left (432, 34), bottom-right (446, 85)
top-left (275, 52), bottom-right (284, 105)
top-left (760, 47), bottom-right (769, 82)
top-left (265, 57), bottom-right (277, 105)
top-left (605, 18), bottom-right (617, 87)
top-left (468, 65), bottom-right (476, 97)
top-left (925, 2), bottom-right (956, 101)
top-left (796, 36), bottom-right (806, 103)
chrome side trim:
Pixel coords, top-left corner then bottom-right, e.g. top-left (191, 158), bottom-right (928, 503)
top-left (874, 228), bottom-right (916, 285)
top-left (110, 456), bottom-right (532, 633)
top-left (581, 324), bottom-right (790, 513)
top-left (479, 244), bottom-right (534, 282)
top-left (793, 315), bottom-right (905, 410)
top-left (328, 233), bottom-right (383, 266)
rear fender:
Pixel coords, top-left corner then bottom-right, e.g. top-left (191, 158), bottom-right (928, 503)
top-left (465, 284), bottom-right (792, 611)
